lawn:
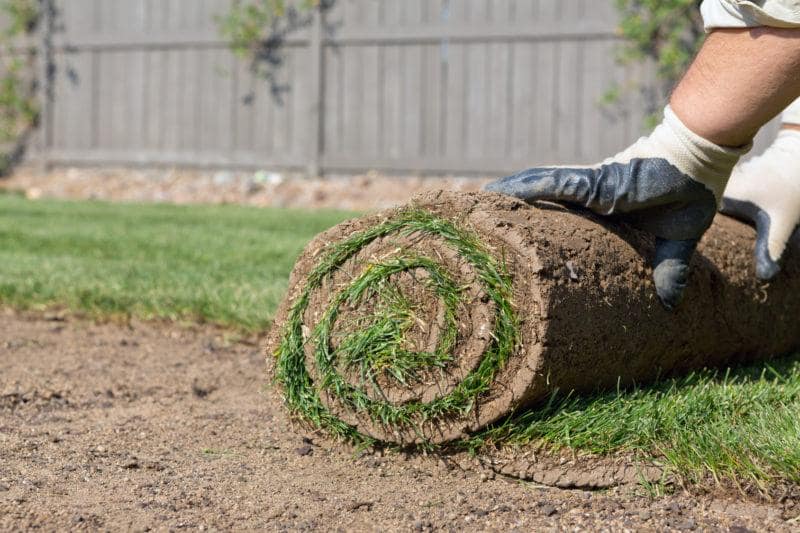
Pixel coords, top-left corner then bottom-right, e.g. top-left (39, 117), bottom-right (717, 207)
top-left (2, 193), bottom-right (798, 493)
top-left (0, 193), bottom-right (356, 331)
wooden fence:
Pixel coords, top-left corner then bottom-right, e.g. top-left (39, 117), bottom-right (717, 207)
top-left (26, 0), bottom-right (776, 176)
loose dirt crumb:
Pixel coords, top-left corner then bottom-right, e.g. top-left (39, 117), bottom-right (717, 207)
top-left (1, 312), bottom-right (797, 530)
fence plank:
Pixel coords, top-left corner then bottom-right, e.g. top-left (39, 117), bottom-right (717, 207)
top-left (487, 41), bottom-right (510, 159)
top-left (322, 45), bottom-right (342, 155)
top-left (422, 44), bottom-right (443, 158)
top-left (555, 40), bottom-right (579, 163)
top-left (271, 50), bottom-right (292, 156)
top-left (579, 39), bottom-right (607, 163)
top-left (342, 44), bottom-right (363, 155)
top-left (381, 44), bottom-right (400, 158)
top-left (530, 40), bottom-right (557, 164)
top-left (402, 45), bottom-right (423, 159)
top-left (360, 44), bottom-right (380, 156)
top-left (464, 43), bottom-right (487, 159)
top-left (443, 44), bottom-right (466, 163)
top-left (509, 42), bottom-right (533, 163)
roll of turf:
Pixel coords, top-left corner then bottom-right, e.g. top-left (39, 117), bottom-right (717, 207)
top-left (265, 190), bottom-right (800, 445)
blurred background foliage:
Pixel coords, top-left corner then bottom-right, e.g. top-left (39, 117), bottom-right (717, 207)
top-left (0, 0), bottom-right (38, 174)
top-left (605, 0), bottom-right (705, 126)
top-left (217, 0), bottom-right (321, 74)
top-left (217, 0), bottom-right (319, 57)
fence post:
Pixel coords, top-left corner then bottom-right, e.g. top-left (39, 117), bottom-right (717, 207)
top-left (306, 5), bottom-right (324, 178)
top-left (37, 0), bottom-right (52, 174)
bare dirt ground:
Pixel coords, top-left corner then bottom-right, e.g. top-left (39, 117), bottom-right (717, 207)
top-left (2, 167), bottom-right (490, 211)
top-left (2, 311), bottom-right (797, 531)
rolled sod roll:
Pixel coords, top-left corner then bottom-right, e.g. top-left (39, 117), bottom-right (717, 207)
top-left (266, 190), bottom-right (800, 445)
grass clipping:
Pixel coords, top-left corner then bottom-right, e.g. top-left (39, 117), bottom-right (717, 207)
top-left (273, 207), bottom-right (518, 445)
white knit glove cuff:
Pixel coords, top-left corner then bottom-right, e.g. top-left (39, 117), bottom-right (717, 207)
top-left (656, 106), bottom-right (751, 202)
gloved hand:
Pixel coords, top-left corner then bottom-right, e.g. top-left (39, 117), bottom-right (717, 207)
top-left (484, 106), bottom-right (749, 310)
top-left (720, 128), bottom-right (800, 280)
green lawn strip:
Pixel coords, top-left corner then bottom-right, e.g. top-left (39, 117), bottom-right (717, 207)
top-left (0, 194), bottom-right (356, 332)
top-left (470, 357), bottom-right (800, 490)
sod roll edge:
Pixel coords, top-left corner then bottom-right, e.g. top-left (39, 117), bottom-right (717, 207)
top-left (265, 190), bottom-right (800, 445)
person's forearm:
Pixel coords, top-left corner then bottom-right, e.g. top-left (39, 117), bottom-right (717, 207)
top-left (670, 27), bottom-right (800, 147)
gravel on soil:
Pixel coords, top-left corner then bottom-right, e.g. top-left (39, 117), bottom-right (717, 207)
top-left (1, 311), bottom-right (797, 531)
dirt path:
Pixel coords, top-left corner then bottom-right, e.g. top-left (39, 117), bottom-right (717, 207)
top-left (1, 312), bottom-right (795, 531)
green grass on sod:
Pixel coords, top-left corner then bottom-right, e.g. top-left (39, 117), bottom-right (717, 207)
top-left (471, 360), bottom-right (800, 491)
top-left (0, 193), bottom-right (355, 331)
top-left (1, 193), bottom-right (798, 491)
top-left (273, 209), bottom-right (518, 441)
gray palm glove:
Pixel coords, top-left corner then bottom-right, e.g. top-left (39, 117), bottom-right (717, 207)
top-left (484, 106), bottom-right (749, 310)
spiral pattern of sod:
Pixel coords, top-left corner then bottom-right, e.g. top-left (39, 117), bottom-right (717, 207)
top-left (273, 208), bottom-right (519, 444)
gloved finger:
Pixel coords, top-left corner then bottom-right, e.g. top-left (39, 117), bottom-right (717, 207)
top-left (721, 198), bottom-right (781, 280)
top-left (652, 238), bottom-right (698, 310)
top-left (758, 211), bottom-right (800, 281)
top-left (483, 167), bottom-right (601, 210)
top-left (754, 215), bottom-right (782, 282)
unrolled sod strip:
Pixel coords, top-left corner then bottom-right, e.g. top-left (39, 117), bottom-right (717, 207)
top-left (265, 190), bottom-right (800, 445)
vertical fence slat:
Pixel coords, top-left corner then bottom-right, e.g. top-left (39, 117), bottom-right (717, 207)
top-left (362, 45), bottom-right (380, 157)
top-left (423, 44), bottom-right (442, 158)
top-left (555, 40), bottom-right (579, 163)
top-left (342, 45), bottom-right (362, 155)
top-left (37, 0), bottom-right (53, 171)
top-left (487, 41), bottom-right (508, 160)
top-left (322, 45), bottom-right (339, 156)
top-left (382, 44), bottom-right (399, 158)
top-left (233, 55), bottom-right (254, 156)
top-left (444, 44), bottom-right (465, 163)
top-left (307, 7), bottom-right (323, 175)
top-left (509, 41), bottom-right (532, 162)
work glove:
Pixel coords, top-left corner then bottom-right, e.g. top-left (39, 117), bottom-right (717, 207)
top-left (484, 106), bottom-right (749, 310)
top-left (720, 128), bottom-right (800, 280)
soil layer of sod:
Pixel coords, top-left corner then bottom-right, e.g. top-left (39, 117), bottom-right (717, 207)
top-left (266, 190), bottom-right (800, 446)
